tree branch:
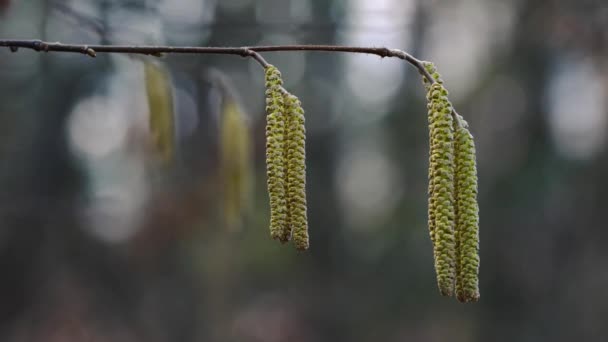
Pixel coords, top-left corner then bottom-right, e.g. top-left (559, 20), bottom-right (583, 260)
top-left (0, 39), bottom-right (434, 81)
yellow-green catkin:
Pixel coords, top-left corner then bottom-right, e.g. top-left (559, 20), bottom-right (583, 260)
top-left (144, 60), bottom-right (174, 163)
top-left (454, 118), bottom-right (480, 302)
top-left (421, 62), bottom-right (443, 245)
top-left (219, 100), bottom-right (251, 232)
top-left (265, 65), bottom-right (290, 242)
top-left (427, 82), bottom-right (457, 296)
top-left (283, 92), bottom-right (309, 250)
top-left (421, 61), bottom-right (444, 89)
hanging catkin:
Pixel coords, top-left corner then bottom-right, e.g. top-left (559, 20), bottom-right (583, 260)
top-left (143, 60), bottom-right (174, 163)
top-left (427, 82), bottom-right (457, 296)
top-left (264, 65), bottom-right (290, 242)
top-left (421, 61), bottom-right (444, 89)
top-left (283, 92), bottom-right (309, 250)
top-left (454, 118), bottom-right (480, 302)
top-left (421, 61), bottom-right (444, 245)
top-left (219, 99), bottom-right (251, 232)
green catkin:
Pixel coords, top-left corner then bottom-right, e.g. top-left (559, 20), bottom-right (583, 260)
top-left (421, 61), bottom-right (444, 88)
top-left (454, 118), bottom-right (480, 302)
top-left (283, 92), bottom-right (309, 250)
top-left (219, 99), bottom-right (251, 232)
top-left (421, 61), bottom-right (444, 245)
top-left (427, 82), bottom-right (457, 296)
top-left (144, 60), bottom-right (175, 163)
top-left (265, 65), bottom-right (290, 242)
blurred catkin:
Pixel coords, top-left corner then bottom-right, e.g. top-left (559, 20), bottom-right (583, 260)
top-left (265, 65), bottom-right (290, 242)
top-left (144, 60), bottom-right (174, 163)
top-left (427, 82), bottom-right (457, 296)
top-left (454, 118), bottom-right (480, 302)
top-left (219, 99), bottom-right (252, 232)
top-left (283, 92), bottom-right (309, 250)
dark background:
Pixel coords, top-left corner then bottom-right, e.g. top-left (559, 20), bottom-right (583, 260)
top-left (0, 0), bottom-right (607, 341)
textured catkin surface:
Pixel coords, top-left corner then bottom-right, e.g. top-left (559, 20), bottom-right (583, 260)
top-left (284, 93), bottom-right (309, 250)
top-left (427, 82), bottom-right (457, 297)
top-left (421, 61), bottom-right (444, 89)
top-left (265, 66), bottom-right (289, 242)
top-left (454, 121), bottom-right (480, 302)
top-left (422, 62), bottom-right (443, 245)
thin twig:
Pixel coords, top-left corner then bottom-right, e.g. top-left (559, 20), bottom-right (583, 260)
top-left (245, 50), bottom-right (270, 68)
top-left (248, 45), bottom-right (434, 81)
top-left (0, 39), bottom-right (434, 81)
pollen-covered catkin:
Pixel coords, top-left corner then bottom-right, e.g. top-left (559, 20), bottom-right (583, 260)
top-left (454, 119), bottom-right (480, 302)
top-left (283, 92), bottom-right (309, 250)
top-left (421, 61), bottom-right (444, 89)
top-left (421, 61), bottom-right (447, 246)
top-left (427, 82), bottom-right (457, 296)
top-left (265, 65), bottom-right (290, 242)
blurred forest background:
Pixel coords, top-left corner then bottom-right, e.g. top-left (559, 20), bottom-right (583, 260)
top-left (1, 0), bottom-right (608, 341)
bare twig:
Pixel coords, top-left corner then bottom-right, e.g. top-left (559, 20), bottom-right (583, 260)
top-left (248, 45), bottom-right (434, 81)
top-left (0, 39), bottom-right (270, 68)
top-left (0, 39), bottom-right (434, 81)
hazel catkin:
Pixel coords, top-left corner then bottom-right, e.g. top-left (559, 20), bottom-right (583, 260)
top-left (264, 65), bottom-right (290, 242)
top-left (144, 60), bottom-right (175, 163)
top-left (454, 118), bottom-right (480, 302)
top-left (421, 61), bottom-right (446, 246)
top-left (421, 61), bottom-right (444, 88)
top-left (219, 100), bottom-right (251, 232)
top-left (427, 82), bottom-right (457, 297)
top-left (283, 92), bottom-right (309, 250)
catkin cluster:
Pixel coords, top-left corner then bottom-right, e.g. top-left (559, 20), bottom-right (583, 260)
top-left (261, 60), bottom-right (477, 298)
top-left (423, 62), bottom-right (480, 302)
top-left (264, 65), bottom-right (309, 250)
